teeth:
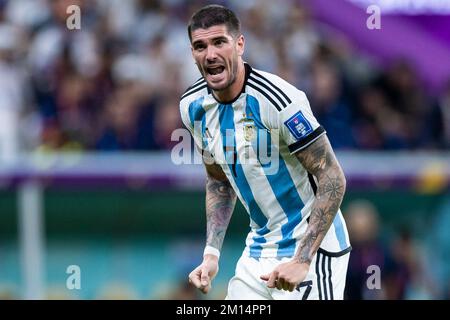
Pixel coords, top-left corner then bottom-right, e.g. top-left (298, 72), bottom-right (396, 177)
top-left (208, 67), bottom-right (224, 75)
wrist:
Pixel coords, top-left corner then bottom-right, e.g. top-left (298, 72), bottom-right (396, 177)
top-left (294, 254), bottom-right (312, 265)
top-left (203, 245), bottom-right (220, 260)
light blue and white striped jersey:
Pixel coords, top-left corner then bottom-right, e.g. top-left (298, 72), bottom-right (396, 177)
top-left (180, 63), bottom-right (351, 258)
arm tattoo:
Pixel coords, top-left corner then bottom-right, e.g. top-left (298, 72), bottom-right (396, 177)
top-left (294, 135), bottom-right (346, 264)
top-left (205, 164), bottom-right (237, 251)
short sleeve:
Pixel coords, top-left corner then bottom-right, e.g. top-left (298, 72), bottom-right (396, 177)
top-left (278, 91), bottom-right (326, 154)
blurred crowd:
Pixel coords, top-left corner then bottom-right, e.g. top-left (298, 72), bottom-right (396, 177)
top-left (0, 0), bottom-right (448, 159)
top-left (344, 200), bottom-right (437, 300)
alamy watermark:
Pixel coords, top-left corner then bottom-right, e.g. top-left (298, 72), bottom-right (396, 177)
top-left (66, 265), bottom-right (81, 290)
top-left (171, 124), bottom-right (281, 175)
top-left (366, 264), bottom-right (381, 290)
top-left (367, 5), bottom-right (381, 30)
top-left (66, 5), bottom-right (81, 30)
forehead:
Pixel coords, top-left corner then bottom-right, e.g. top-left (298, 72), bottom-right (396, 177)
top-left (191, 25), bottom-right (232, 43)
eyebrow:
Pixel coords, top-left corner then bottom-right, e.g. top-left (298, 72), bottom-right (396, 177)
top-left (192, 35), bottom-right (229, 47)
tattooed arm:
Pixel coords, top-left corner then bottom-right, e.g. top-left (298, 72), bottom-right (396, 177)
top-left (294, 134), bottom-right (346, 264)
top-left (261, 134), bottom-right (346, 291)
top-left (205, 162), bottom-right (237, 252)
top-left (188, 162), bottom-right (237, 294)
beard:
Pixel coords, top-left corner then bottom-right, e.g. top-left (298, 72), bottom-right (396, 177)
top-left (200, 56), bottom-right (238, 92)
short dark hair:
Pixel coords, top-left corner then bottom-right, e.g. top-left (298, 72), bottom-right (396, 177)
top-left (187, 4), bottom-right (241, 42)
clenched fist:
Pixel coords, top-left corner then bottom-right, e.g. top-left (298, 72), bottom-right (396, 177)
top-left (188, 255), bottom-right (219, 294)
top-left (260, 259), bottom-right (310, 292)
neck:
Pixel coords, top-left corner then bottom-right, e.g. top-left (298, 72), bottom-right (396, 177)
top-left (213, 60), bottom-right (245, 103)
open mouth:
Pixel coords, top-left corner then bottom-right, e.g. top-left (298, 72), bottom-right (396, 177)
top-left (206, 66), bottom-right (225, 76)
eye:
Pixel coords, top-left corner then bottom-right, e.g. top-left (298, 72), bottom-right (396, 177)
top-left (214, 39), bottom-right (225, 46)
top-left (194, 43), bottom-right (206, 51)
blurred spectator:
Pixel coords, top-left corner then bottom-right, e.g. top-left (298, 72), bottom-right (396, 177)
top-left (0, 18), bottom-right (28, 163)
top-left (353, 86), bottom-right (387, 149)
top-left (345, 200), bottom-right (438, 300)
top-left (373, 60), bottom-right (434, 149)
top-left (344, 200), bottom-right (403, 299)
top-left (95, 84), bottom-right (159, 150)
top-left (240, 5), bottom-right (279, 73)
top-left (390, 229), bottom-right (436, 299)
top-left (310, 57), bottom-right (355, 149)
top-left (283, 2), bottom-right (320, 77)
top-left (153, 95), bottom-right (183, 149)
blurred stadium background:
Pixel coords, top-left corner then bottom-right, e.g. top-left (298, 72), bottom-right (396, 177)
top-left (0, 0), bottom-right (449, 300)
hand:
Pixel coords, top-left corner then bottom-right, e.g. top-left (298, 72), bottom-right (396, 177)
top-left (260, 259), bottom-right (310, 292)
top-left (188, 254), bottom-right (219, 294)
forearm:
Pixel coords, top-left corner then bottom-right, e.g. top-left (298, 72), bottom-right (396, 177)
top-left (294, 135), bottom-right (346, 265)
top-left (295, 169), bottom-right (346, 264)
top-left (205, 175), bottom-right (237, 251)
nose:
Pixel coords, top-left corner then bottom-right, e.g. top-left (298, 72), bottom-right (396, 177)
top-left (206, 45), bottom-right (218, 62)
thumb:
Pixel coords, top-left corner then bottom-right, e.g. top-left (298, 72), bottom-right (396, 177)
top-left (264, 271), bottom-right (278, 288)
top-left (260, 274), bottom-right (270, 281)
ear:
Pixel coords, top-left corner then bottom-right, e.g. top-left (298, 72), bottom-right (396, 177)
top-left (236, 34), bottom-right (245, 57)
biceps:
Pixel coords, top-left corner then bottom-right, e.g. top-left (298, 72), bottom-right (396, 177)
top-left (205, 162), bottom-right (229, 182)
top-left (294, 134), bottom-right (343, 178)
top-left (205, 163), bottom-right (236, 203)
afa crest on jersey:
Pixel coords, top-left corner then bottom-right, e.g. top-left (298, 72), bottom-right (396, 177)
top-left (243, 118), bottom-right (256, 142)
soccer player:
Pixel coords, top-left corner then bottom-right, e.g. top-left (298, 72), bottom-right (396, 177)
top-left (180, 5), bottom-right (351, 300)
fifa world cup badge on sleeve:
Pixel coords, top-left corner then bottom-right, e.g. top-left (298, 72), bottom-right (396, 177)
top-left (284, 110), bottom-right (313, 140)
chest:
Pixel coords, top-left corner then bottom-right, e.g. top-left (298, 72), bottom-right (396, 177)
top-left (201, 99), bottom-right (275, 170)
